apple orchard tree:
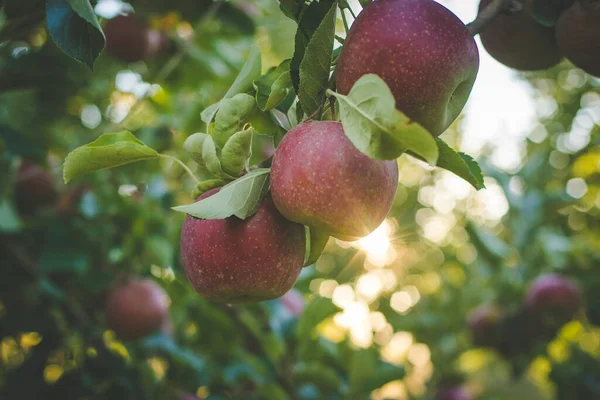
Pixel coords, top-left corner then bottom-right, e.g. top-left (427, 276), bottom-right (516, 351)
top-left (0, 0), bottom-right (599, 399)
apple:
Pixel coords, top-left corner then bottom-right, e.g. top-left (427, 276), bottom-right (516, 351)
top-left (467, 304), bottom-right (501, 347)
top-left (437, 387), bottom-right (472, 400)
top-left (556, 1), bottom-right (600, 77)
top-left (336, 0), bottom-right (479, 136)
top-left (270, 121), bottom-right (398, 241)
top-left (15, 162), bottom-right (57, 213)
top-left (104, 15), bottom-right (168, 63)
top-left (105, 278), bottom-right (170, 340)
top-left (526, 274), bottom-right (581, 325)
top-left (280, 289), bottom-right (305, 317)
top-left (180, 191), bottom-right (305, 303)
top-left (479, 0), bottom-right (562, 71)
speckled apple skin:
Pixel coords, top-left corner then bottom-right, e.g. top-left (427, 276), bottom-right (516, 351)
top-left (270, 121), bottom-right (398, 241)
top-left (336, 0), bottom-right (479, 136)
top-left (105, 279), bottom-right (169, 341)
top-left (479, 0), bottom-right (562, 71)
top-left (556, 2), bottom-right (600, 77)
top-left (526, 274), bottom-right (581, 319)
top-left (180, 192), bottom-right (305, 304)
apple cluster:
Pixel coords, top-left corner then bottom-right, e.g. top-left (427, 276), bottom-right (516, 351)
top-left (180, 0), bottom-right (480, 303)
top-left (479, 0), bottom-right (600, 76)
top-left (467, 274), bottom-right (582, 356)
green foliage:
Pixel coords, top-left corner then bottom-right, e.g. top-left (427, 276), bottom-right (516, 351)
top-left (254, 59), bottom-right (293, 112)
top-left (435, 138), bottom-right (486, 190)
top-left (304, 228), bottom-right (329, 267)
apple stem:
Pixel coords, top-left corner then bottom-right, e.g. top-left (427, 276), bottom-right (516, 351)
top-left (343, 0), bottom-right (358, 19)
top-left (467, 0), bottom-right (524, 36)
top-left (340, 6), bottom-right (351, 34)
top-left (159, 154), bottom-right (202, 185)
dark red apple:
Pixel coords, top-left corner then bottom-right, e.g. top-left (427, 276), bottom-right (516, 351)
top-left (15, 162), bottom-right (57, 213)
top-left (104, 15), bottom-right (168, 63)
top-left (467, 304), bottom-right (501, 347)
top-left (180, 191), bottom-right (305, 303)
top-left (525, 274), bottom-right (582, 325)
top-left (556, 1), bottom-right (600, 77)
top-left (336, 0), bottom-right (479, 136)
top-left (437, 387), bottom-right (472, 400)
top-left (280, 289), bottom-right (305, 317)
top-left (270, 121), bottom-right (398, 241)
top-left (105, 278), bottom-right (170, 340)
top-left (479, 0), bottom-right (562, 71)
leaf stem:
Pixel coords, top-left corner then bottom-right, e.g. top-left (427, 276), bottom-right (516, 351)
top-left (159, 154), bottom-right (201, 185)
top-left (340, 6), bottom-right (351, 34)
top-left (344, 0), bottom-right (358, 19)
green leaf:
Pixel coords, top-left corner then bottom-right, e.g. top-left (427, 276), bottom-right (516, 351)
top-left (279, 0), bottom-right (305, 21)
top-left (0, 198), bottom-right (22, 232)
top-left (290, 0), bottom-right (335, 92)
top-left (46, 0), bottom-right (105, 69)
top-left (202, 135), bottom-right (233, 180)
top-left (213, 93), bottom-right (256, 148)
top-left (221, 128), bottom-right (253, 177)
top-left (293, 362), bottom-right (343, 392)
top-left (248, 111), bottom-right (285, 138)
top-left (296, 297), bottom-right (339, 338)
top-left (298, 2), bottom-right (336, 116)
top-left (329, 74), bottom-right (439, 164)
top-left (172, 168), bottom-right (270, 220)
top-left (183, 132), bottom-right (209, 165)
top-left (304, 227), bottom-right (329, 267)
top-left (201, 45), bottom-right (262, 125)
top-left (63, 131), bottom-right (159, 183)
top-left (254, 59), bottom-right (293, 111)
top-left (192, 179), bottom-right (227, 198)
top-left (436, 139), bottom-right (485, 190)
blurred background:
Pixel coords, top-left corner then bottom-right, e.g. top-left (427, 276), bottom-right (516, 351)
top-left (0, 0), bottom-right (599, 399)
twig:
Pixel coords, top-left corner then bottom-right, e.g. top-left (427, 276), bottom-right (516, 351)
top-left (467, 0), bottom-right (524, 36)
top-left (159, 154), bottom-right (201, 185)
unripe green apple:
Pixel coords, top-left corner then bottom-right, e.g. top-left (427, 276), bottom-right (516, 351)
top-left (479, 0), bottom-right (563, 70)
top-left (180, 191), bottom-right (305, 303)
top-left (270, 121), bottom-right (398, 241)
top-left (104, 15), bottom-right (168, 63)
top-left (105, 278), bottom-right (170, 341)
top-left (336, 0), bottom-right (479, 136)
top-left (556, 1), bottom-right (600, 77)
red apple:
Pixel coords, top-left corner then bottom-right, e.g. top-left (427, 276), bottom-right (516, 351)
top-left (280, 289), bottom-right (305, 317)
top-left (336, 0), bottom-right (479, 136)
top-left (180, 191), bottom-right (305, 303)
top-left (15, 162), bottom-right (57, 213)
top-left (105, 278), bottom-right (170, 340)
top-left (437, 387), bottom-right (472, 400)
top-left (479, 0), bottom-right (562, 71)
top-left (104, 15), bottom-right (168, 63)
top-left (526, 274), bottom-right (581, 324)
top-left (467, 304), bottom-right (501, 347)
top-left (270, 121), bottom-right (398, 241)
top-left (556, 1), bottom-right (600, 77)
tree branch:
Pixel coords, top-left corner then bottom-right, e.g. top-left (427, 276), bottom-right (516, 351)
top-left (467, 0), bottom-right (524, 36)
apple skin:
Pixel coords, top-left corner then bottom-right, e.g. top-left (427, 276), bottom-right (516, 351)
top-left (336, 0), bottom-right (479, 136)
top-left (270, 121), bottom-right (398, 241)
top-left (467, 304), bottom-right (501, 347)
top-left (15, 162), bottom-right (57, 213)
top-left (180, 191), bottom-right (305, 304)
top-left (437, 387), bottom-right (472, 400)
top-left (479, 0), bottom-right (562, 71)
top-left (526, 274), bottom-right (581, 325)
top-left (104, 15), bottom-right (167, 63)
top-left (556, 2), bottom-right (600, 77)
top-left (105, 279), bottom-right (170, 341)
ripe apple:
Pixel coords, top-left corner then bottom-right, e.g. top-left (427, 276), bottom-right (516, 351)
top-left (280, 289), bottom-right (305, 317)
top-left (467, 304), bottom-right (501, 347)
top-left (180, 191), bottom-right (305, 303)
top-left (526, 274), bottom-right (581, 325)
top-left (270, 121), bottom-right (398, 241)
top-left (104, 15), bottom-right (168, 63)
top-left (105, 278), bottom-right (170, 340)
top-left (437, 387), bottom-right (472, 400)
top-left (556, 1), bottom-right (600, 77)
top-left (15, 162), bottom-right (57, 213)
top-left (479, 0), bottom-right (562, 70)
top-left (336, 0), bottom-right (479, 136)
